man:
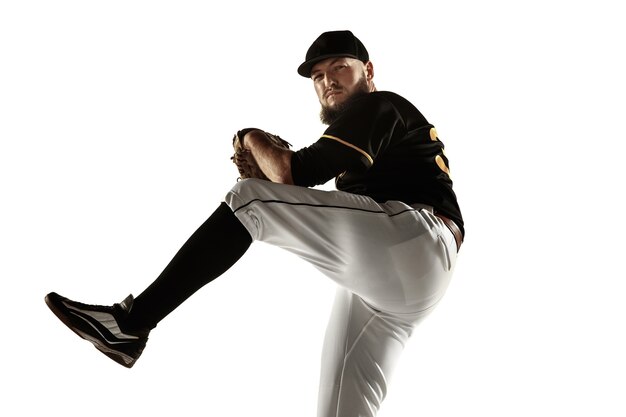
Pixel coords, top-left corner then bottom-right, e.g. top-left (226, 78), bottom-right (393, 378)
top-left (45, 30), bottom-right (464, 417)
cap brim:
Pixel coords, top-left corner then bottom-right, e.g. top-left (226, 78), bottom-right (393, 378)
top-left (297, 53), bottom-right (360, 78)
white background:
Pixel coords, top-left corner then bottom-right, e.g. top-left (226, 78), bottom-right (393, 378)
top-left (1, 1), bottom-right (625, 416)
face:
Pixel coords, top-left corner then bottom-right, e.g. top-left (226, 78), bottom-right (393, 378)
top-left (310, 57), bottom-right (374, 109)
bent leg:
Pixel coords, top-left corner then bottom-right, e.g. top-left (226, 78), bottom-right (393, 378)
top-left (225, 179), bottom-right (456, 314)
top-left (225, 180), bottom-right (457, 416)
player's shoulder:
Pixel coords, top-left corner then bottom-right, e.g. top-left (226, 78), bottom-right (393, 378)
top-left (356, 91), bottom-right (418, 113)
top-left (356, 90), bottom-right (402, 104)
top-left (348, 91), bottom-right (409, 113)
top-left (367, 91), bottom-right (427, 123)
top-left (372, 90), bottom-right (405, 100)
top-left (341, 91), bottom-right (427, 127)
top-left (374, 91), bottom-right (418, 108)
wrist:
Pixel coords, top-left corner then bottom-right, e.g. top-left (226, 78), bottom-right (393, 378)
top-left (242, 129), bottom-right (266, 151)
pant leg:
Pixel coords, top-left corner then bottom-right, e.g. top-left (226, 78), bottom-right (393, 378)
top-left (225, 179), bottom-right (458, 416)
top-left (225, 179), bottom-right (456, 315)
top-left (317, 288), bottom-right (428, 417)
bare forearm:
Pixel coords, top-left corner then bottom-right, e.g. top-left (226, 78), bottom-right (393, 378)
top-left (244, 130), bottom-right (294, 184)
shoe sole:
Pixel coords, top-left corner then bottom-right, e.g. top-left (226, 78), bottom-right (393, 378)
top-left (45, 294), bottom-right (136, 368)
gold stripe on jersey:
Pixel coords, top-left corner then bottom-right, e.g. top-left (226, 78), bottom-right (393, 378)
top-left (321, 134), bottom-right (374, 165)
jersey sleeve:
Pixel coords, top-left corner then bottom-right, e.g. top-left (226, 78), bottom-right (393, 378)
top-left (291, 93), bottom-right (406, 187)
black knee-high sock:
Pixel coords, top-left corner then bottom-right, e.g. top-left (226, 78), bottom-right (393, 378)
top-left (125, 202), bottom-right (252, 331)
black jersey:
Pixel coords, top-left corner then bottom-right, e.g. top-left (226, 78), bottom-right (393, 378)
top-left (291, 91), bottom-right (464, 236)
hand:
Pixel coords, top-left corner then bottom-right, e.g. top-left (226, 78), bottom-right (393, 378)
top-left (231, 129), bottom-right (292, 182)
top-left (231, 147), bottom-right (268, 180)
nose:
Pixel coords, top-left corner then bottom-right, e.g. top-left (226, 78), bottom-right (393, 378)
top-left (323, 73), bottom-right (337, 89)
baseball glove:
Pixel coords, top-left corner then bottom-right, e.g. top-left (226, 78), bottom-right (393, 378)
top-left (231, 128), bottom-right (291, 180)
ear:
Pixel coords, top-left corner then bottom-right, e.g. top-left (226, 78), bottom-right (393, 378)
top-left (364, 61), bottom-right (374, 80)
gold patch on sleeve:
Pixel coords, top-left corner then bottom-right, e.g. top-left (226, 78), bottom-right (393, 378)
top-left (430, 127), bottom-right (439, 141)
top-left (435, 155), bottom-right (450, 174)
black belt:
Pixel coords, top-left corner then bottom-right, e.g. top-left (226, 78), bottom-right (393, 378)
top-left (410, 204), bottom-right (463, 251)
top-left (434, 213), bottom-right (463, 252)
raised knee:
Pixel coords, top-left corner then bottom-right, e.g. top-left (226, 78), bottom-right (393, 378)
top-left (226, 178), bottom-right (268, 211)
top-left (230, 178), bottom-right (265, 194)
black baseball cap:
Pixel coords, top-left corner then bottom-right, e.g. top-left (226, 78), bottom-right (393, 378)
top-left (297, 30), bottom-right (369, 78)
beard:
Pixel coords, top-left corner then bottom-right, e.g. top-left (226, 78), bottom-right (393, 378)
top-left (319, 76), bottom-right (370, 125)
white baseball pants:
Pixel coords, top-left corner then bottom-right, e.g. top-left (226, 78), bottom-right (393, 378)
top-left (225, 179), bottom-right (457, 417)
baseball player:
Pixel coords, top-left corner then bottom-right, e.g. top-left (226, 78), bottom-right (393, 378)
top-left (45, 30), bottom-right (464, 417)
